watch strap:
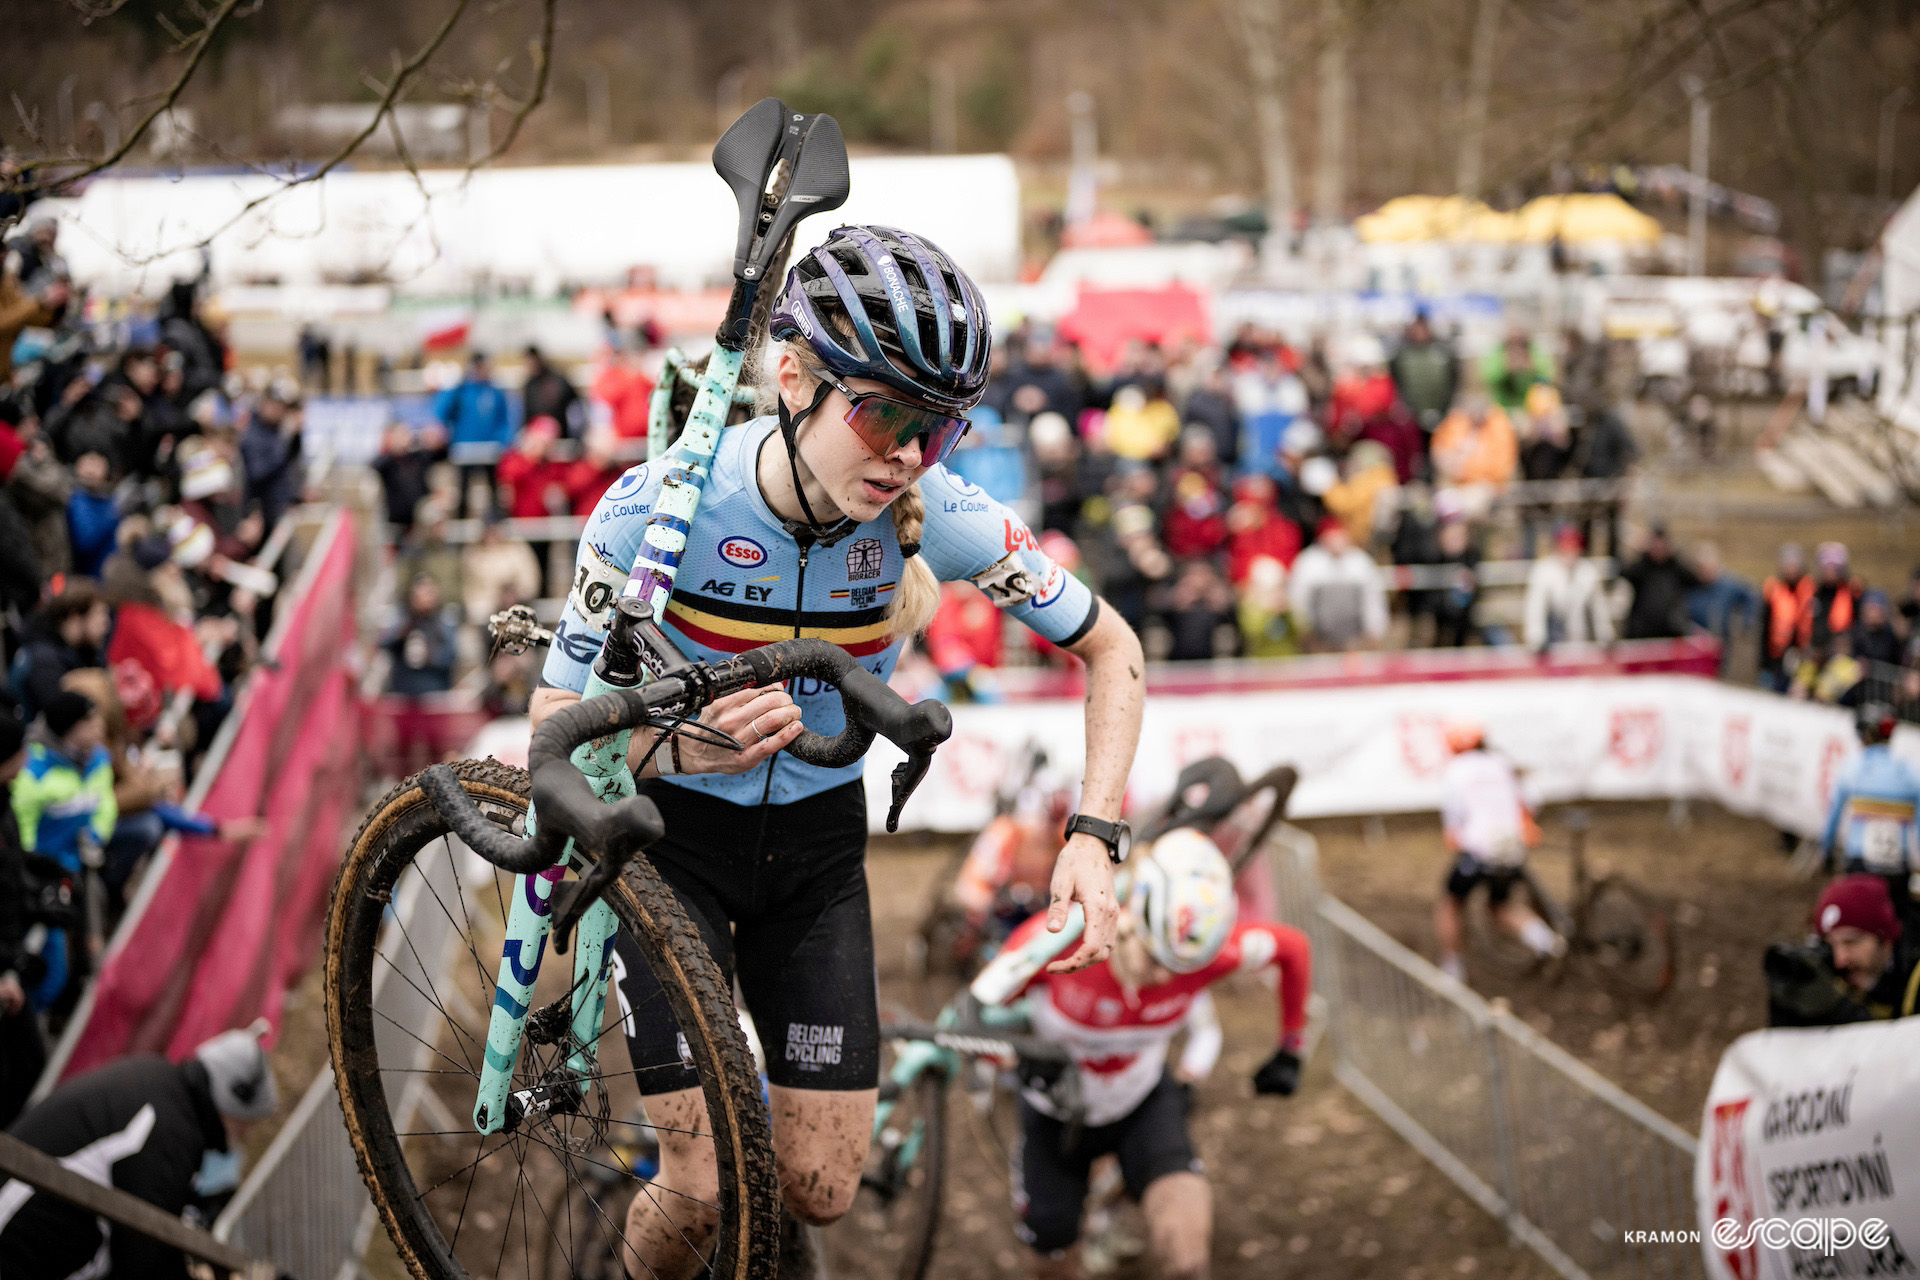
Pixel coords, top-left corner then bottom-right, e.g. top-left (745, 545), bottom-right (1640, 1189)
top-left (1064, 813), bottom-right (1128, 862)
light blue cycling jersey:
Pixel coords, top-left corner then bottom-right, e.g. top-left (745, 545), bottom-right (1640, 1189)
top-left (1822, 744), bottom-right (1920, 875)
top-left (543, 415), bottom-right (1098, 804)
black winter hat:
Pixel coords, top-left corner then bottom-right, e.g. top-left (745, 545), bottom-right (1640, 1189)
top-left (44, 691), bottom-right (95, 738)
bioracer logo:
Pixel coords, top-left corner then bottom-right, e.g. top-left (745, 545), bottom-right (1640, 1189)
top-left (718, 536), bottom-right (767, 568)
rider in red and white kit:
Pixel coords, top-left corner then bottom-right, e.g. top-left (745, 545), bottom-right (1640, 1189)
top-left (970, 828), bottom-right (1311, 1280)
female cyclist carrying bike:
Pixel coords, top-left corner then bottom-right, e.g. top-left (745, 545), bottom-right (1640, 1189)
top-left (533, 225), bottom-right (1144, 1274)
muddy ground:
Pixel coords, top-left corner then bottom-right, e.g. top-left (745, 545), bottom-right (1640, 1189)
top-left (1298, 799), bottom-right (1812, 1128)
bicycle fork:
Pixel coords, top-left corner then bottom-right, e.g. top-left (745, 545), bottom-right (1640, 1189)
top-left (474, 675), bottom-right (635, 1135)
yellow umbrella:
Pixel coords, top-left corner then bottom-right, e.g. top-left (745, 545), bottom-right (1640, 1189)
top-left (1355, 195), bottom-right (1497, 243)
top-left (1511, 193), bottom-right (1663, 244)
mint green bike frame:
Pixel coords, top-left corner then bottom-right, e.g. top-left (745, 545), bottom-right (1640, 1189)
top-left (470, 346), bottom-right (749, 1135)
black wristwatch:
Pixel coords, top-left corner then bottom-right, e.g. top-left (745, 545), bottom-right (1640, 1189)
top-left (1064, 814), bottom-right (1132, 864)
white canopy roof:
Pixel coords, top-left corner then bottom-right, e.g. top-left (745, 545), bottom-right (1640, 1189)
top-left (42, 154), bottom-right (1022, 298)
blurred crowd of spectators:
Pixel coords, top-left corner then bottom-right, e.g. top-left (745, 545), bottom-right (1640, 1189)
top-left (1755, 542), bottom-right (1920, 715)
top-left (365, 311), bottom-right (1920, 723)
top-left (924, 315), bottom-right (1645, 670)
top-left (0, 215), bottom-right (281, 1124)
top-left (373, 346), bottom-right (635, 718)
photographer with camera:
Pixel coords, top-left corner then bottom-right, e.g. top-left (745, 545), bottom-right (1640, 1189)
top-left (1766, 875), bottom-right (1920, 1026)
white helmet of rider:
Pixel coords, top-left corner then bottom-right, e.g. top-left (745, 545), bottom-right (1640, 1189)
top-left (1128, 828), bottom-right (1236, 974)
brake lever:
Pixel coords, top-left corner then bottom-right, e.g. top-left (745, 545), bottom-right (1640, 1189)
top-left (887, 748), bottom-right (936, 834)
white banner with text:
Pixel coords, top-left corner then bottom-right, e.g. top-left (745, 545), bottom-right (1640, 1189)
top-left (859, 676), bottom-right (1919, 837)
top-left (1697, 1019), bottom-right (1920, 1280)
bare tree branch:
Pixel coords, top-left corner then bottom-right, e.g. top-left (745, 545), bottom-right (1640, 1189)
top-left (63, 0), bottom-right (140, 25)
top-left (1483, 0), bottom-right (1847, 194)
top-left (475, 0), bottom-right (558, 166)
top-left (114, 0), bottom-right (478, 262)
top-left (9, 0), bottom-right (247, 198)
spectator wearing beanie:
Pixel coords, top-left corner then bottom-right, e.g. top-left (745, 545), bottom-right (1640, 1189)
top-left (0, 710), bottom-right (43, 1127)
top-left (0, 1022), bottom-right (278, 1278)
top-left (1816, 875), bottom-right (1918, 1019)
top-left (12, 691), bottom-right (112, 1012)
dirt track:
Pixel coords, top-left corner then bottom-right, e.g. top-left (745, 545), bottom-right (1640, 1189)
top-left (1300, 799), bottom-right (1811, 1127)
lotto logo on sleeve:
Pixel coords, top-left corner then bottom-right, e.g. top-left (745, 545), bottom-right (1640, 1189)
top-left (718, 536), bottom-right (768, 568)
top-left (785, 1023), bottom-right (844, 1070)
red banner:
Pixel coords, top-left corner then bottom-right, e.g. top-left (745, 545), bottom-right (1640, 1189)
top-left (57, 511), bottom-right (361, 1078)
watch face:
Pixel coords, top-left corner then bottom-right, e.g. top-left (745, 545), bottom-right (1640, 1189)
top-left (1112, 821), bottom-right (1132, 863)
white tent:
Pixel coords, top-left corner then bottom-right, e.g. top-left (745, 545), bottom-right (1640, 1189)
top-left (1878, 184), bottom-right (1920, 434)
top-left (43, 154), bottom-right (1022, 299)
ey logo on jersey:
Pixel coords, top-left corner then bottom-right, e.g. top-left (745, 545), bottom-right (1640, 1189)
top-left (717, 536), bottom-right (767, 569)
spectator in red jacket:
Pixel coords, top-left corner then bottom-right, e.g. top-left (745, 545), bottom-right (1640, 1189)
top-left (591, 339), bottom-right (656, 442)
top-left (1224, 473), bottom-right (1302, 584)
top-left (1160, 429), bottom-right (1228, 561)
top-left (564, 431), bottom-right (628, 517)
top-left (495, 417), bottom-right (567, 594)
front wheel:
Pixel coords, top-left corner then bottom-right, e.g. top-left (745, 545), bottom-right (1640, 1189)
top-left (325, 759), bottom-right (782, 1280)
top-left (1582, 876), bottom-right (1676, 997)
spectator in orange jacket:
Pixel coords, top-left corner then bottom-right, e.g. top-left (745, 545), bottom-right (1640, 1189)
top-left (1430, 393), bottom-right (1518, 494)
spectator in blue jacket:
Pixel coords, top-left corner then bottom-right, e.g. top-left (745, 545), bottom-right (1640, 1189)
top-left (1686, 542), bottom-right (1759, 673)
top-left (239, 386), bottom-right (304, 530)
top-left (64, 451), bottom-right (119, 579)
top-left (434, 351), bottom-right (516, 517)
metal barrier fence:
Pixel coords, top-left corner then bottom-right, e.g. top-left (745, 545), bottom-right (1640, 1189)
top-left (1263, 824), bottom-right (1704, 1280)
top-left (215, 830), bottom-right (472, 1278)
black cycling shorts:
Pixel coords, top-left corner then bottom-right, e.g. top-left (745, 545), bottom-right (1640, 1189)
top-left (609, 778), bottom-right (878, 1094)
top-left (1012, 1073), bottom-right (1203, 1254)
top-left (1444, 852), bottom-right (1522, 906)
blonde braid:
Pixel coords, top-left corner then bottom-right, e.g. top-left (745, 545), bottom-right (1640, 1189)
top-left (887, 481), bottom-right (940, 638)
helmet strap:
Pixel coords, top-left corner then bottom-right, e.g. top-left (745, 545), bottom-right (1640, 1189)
top-left (776, 380), bottom-right (857, 548)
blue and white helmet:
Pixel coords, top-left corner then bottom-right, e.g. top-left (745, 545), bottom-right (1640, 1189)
top-left (1128, 828), bottom-right (1236, 975)
top-left (770, 225), bottom-right (992, 415)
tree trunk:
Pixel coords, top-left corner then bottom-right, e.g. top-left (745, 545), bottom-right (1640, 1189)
top-left (1315, 0), bottom-right (1348, 227)
top-left (1457, 0), bottom-right (1502, 200)
top-left (1232, 0), bottom-right (1298, 253)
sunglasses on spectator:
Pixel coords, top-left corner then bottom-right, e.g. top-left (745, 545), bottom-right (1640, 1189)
top-left (828, 378), bottom-right (971, 468)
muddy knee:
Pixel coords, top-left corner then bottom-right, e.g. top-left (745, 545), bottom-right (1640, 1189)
top-left (779, 1164), bottom-right (861, 1225)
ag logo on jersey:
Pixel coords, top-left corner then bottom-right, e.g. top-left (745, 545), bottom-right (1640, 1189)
top-left (718, 536), bottom-right (767, 568)
top-left (846, 537), bottom-right (883, 581)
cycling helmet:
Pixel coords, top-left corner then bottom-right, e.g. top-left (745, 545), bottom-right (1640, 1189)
top-left (1856, 702), bottom-right (1898, 747)
top-left (1443, 720), bottom-right (1486, 754)
top-left (1128, 828), bottom-right (1236, 975)
top-left (771, 225), bottom-right (991, 414)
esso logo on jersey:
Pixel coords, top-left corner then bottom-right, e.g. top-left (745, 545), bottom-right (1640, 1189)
top-left (717, 536), bottom-right (767, 568)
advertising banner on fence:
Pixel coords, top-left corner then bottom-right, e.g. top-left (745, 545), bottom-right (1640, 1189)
top-left (463, 671), bottom-right (1912, 839)
top-left (1696, 1020), bottom-right (1920, 1280)
top-left (857, 675), bottom-right (1916, 837)
top-left (51, 512), bottom-right (361, 1081)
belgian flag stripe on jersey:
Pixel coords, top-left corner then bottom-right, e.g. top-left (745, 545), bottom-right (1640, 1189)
top-left (665, 591), bottom-right (894, 657)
